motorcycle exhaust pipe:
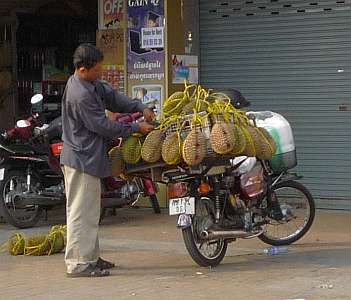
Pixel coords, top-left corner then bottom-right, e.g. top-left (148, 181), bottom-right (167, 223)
top-left (201, 230), bottom-right (252, 240)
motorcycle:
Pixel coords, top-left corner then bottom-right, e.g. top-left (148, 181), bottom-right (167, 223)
top-left (0, 94), bottom-right (160, 228)
top-left (162, 91), bottom-right (315, 267)
top-left (164, 151), bottom-right (315, 267)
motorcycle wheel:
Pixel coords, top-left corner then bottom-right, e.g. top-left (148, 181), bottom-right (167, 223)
top-left (259, 180), bottom-right (315, 246)
top-left (0, 170), bottom-right (42, 228)
top-left (182, 198), bottom-right (227, 267)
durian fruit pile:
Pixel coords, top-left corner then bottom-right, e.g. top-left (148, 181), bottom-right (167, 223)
top-left (116, 82), bottom-right (277, 170)
top-left (1, 225), bottom-right (66, 256)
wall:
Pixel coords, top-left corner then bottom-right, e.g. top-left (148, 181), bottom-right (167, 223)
top-left (166, 0), bottom-right (199, 95)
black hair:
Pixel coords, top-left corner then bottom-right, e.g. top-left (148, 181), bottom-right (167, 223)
top-left (148, 12), bottom-right (160, 23)
top-left (73, 43), bottom-right (104, 70)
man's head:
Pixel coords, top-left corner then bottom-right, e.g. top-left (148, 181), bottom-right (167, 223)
top-left (73, 44), bottom-right (104, 81)
top-left (147, 12), bottom-right (159, 27)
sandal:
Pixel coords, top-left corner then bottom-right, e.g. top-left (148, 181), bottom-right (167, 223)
top-left (96, 257), bottom-right (116, 269)
top-left (66, 264), bottom-right (110, 278)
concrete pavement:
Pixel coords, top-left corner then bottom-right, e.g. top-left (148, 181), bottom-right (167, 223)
top-left (0, 208), bottom-right (351, 300)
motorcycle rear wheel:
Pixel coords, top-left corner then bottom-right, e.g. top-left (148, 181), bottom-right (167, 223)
top-left (0, 170), bottom-right (42, 228)
top-left (259, 180), bottom-right (315, 246)
top-left (182, 198), bottom-right (227, 267)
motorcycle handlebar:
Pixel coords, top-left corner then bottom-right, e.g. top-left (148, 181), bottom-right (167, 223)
top-left (3, 113), bottom-right (39, 140)
top-left (116, 112), bottom-right (143, 124)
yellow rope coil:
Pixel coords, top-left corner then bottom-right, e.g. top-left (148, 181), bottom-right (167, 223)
top-left (1, 225), bottom-right (66, 256)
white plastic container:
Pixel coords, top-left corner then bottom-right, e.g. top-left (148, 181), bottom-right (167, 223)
top-left (247, 111), bottom-right (297, 173)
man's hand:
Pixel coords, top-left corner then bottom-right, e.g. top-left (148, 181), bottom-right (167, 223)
top-left (107, 111), bottom-right (122, 121)
top-left (143, 108), bottom-right (156, 122)
top-left (138, 122), bottom-right (155, 135)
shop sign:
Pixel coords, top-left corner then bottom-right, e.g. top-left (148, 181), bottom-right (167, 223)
top-left (128, 0), bottom-right (160, 7)
top-left (99, 0), bottom-right (124, 29)
top-left (127, 0), bottom-right (165, 118)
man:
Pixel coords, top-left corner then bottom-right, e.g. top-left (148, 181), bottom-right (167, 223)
top-left (61, 44), bottom-right (155, 278)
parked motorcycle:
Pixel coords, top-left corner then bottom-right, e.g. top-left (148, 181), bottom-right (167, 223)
top-left (163, 91), bottom-right (315, 267)
top-left (0, 94), bottom-right (160, 228)
top-left (164, 155), bottom-right (315, 267)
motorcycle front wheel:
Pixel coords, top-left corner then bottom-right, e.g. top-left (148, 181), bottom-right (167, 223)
top-left (259, 180), bottom-right (315, 246)
top-left (0, 170), bottom-right (42, 228)
top-left (182, 198), bottom-right (227, 267)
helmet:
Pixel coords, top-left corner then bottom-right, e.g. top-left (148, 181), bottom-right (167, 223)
top-left (223, 89), bottom-right (250, 109)
top-left (210, 88), bottom-right (250, 109)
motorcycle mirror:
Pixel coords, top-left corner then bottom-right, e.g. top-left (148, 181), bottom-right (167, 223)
top-left (31, 94), bottom-right (44, 105)
top-left (16, 119), bottom-right (31, 128)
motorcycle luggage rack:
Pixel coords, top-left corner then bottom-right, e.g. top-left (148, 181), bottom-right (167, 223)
top-left (124, 161), bottom-right (169, 183)
top-left (161, 158), bottom-right (234, 183)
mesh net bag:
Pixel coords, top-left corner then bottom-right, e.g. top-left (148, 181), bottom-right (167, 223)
top-left (254, 128), bottom-right (276, 160)
top-left (141, 130), bottom-right (164, 163)
top-left (181, 100), bottom-right (208, 115)
top-left (8, 233), bottom-right (25, 256)
top-left (210, 122), bottom-right (236, 155)
top-left (163, 92), bottom-right (188, 117)
top-left (162, 132), bottom-right (182, 165)
top-left (258, 127), bottom-right (277, 156)
top-left (246, 125), bottom-right (275, 160)
top-left (3, 226), bottom-right (66, 256)
top-left (240, 125), bottom-right (256, 157)
top-left (47, 225), bottom-right (66, 255)
top-left (24, 235), bottom-right (50, 256)
top-left (230, 124), bottom-right (247, 156)
top-left (122, 135), bottom-right (142, 164)
top-left (24, 225), bottom-right (66, 256)
top-left (182, 128), bottom-right (207, 166)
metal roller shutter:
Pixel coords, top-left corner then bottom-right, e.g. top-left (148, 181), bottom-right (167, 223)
top-left (199, 0), bottom-right (351, 209)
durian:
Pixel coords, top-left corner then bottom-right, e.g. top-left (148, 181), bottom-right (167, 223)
top-left (162, 133), bottom-right (182, 165)
top-left (182, 128), bottom-right (207, 166)
top-left (163, 92), bottom-right (188, 117)
top-left (240, 126), bottom-right (256, 157)
top-left (253, 128), bottom-right (275, 161)
top-left (122, 135), bottom-right (142, 164)
top-left (210, 123), bottom-right (236, 154)
top-left (258, 127), bottom-right (277, 156)
top-left (246, 125), bottom-right (274, 160)
top-left (231, 124), bottom-right (247, 155)
top-left (181, 100), bottom-right (208, 114)
top-left (141, 130), bottom-right (164, 163)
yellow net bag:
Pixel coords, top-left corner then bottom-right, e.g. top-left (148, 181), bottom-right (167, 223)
top-left (122, 134), bottom-right (143, 164)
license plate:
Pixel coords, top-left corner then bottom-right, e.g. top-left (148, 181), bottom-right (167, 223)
top-left (0, 168), bottom-right (4, 181)
top-left (169, 197), bottom-right (195, 215)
